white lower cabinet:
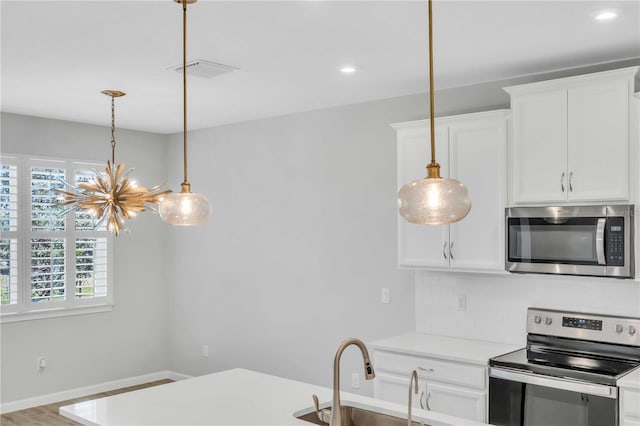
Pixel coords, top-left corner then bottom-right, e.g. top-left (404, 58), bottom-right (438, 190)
top-left (621, 387), bottom-right (640, 426)
top-left (373, 349), bottom-right (488, 423)
top-left (426, 381), bottom-right (485, 422)
top-left (375, 373), bottom-right (424, 410)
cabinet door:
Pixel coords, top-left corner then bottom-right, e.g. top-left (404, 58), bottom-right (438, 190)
top-left (511, 90), bottom-right (568, 203)
top-left (397, 123), bottom-right (450, 268)
top-left (622, 418), bottom-right (640, 426)
top-left (449, 115), bottom-right (507, 271)
top-left (621, 388), bottom-right (640, 423)
top-left (426, 381), bottom-right (486, 422)
top-left (568, 79), bottom-right (630, 201)
top-left (374, 372), bottom-right (424, 409)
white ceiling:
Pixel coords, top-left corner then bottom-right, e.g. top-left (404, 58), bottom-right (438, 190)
top-left (2, 1), bottom-right (639, 134)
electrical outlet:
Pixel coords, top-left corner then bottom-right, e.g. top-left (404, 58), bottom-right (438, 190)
top-left (457, 294), bottom-right (467, 311)
top-left (36, 356), bottom-right (47, 371)
top-left (201, 345), bottom-right (209, 358)
top-left (351, 373), bottom-right (360, 389)
top-left (381, 288), bottom-right (390, 304)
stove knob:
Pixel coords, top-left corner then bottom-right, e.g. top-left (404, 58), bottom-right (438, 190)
top-left (629, 326), bottom-right (637, 336)
top-left (545, 317), bottom-right (553, 326)
top-left (615, 324), bottom-right (624, 333)
top-left (534, 315), bottom-right (542, 324)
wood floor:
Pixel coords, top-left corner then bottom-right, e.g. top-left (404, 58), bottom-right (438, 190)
top-left (1, 379), bottom-right (173, 426)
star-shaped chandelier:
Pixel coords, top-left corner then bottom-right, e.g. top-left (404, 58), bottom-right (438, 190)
top-left (57, 90), bottom-right (170, 236)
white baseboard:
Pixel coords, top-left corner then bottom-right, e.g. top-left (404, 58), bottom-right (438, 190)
top-left (166, 371), bottom-right (192, 381)
top-left (1, 370), bottom-right (193, 414)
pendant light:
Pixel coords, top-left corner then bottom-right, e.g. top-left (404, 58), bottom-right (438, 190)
top-left (57, 90), bottom-right (170, 236)
top-left (397, 0), bottom-right (471, 225)
top-left (159, 0), bottom-right (212, 226)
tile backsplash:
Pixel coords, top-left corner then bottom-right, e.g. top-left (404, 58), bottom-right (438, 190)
top-left (415, 271), bottom-right (640, 346)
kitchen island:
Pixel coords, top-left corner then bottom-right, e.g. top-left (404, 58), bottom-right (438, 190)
top-left (60, 368), bottom-right (490, 425)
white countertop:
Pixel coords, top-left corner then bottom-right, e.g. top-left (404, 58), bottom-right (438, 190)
top-left (619, 366), bottom-right (640, 390)
top-left (60, 368), bottom-right (490, 425)
top-left (369, 333), bottom-right (521, 365)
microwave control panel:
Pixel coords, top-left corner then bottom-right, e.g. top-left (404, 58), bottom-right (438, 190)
top-left (606, 217), bottom-right (624, 266)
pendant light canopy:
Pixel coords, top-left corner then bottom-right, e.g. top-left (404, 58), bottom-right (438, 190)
top-left (159, 0), bottom-right (212, 226)
top-left (57, 90), bottom-right (170, 236)
top-left (397, 0), bottom-right (471, 225)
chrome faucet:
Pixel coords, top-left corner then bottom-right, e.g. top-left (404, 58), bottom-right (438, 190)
top-left (408, 370), bottom-right (419, 426)
top-left (312, 338), bottom-right (375, 426)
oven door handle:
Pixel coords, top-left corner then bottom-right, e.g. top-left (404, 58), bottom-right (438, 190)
top-left (596, 218), bottom-right (606, 265)
top-left (489, 367), bottom-right (617, 399)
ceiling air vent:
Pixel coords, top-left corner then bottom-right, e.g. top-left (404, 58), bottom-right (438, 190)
top-left (167, 60), bottom-right (238, 79)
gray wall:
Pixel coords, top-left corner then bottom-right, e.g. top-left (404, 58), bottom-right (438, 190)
top-left (0, 113), bottom-right (171, 403)
top-left (164, 95), bottom-right (430, 396)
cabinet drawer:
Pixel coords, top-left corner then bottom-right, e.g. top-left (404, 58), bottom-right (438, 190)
top-left (374, 350), bottom-right (486, 390)
top-left (622, 388), bottom-right (640, 418)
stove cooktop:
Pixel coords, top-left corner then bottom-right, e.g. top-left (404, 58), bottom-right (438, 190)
top-left (490, 347), bottom-right (640, 386)
top-left (490, 308), bottom-right (640, 386)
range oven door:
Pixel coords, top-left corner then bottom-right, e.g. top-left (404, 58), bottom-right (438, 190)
top-left (489, 367), bottom-right (618, 426)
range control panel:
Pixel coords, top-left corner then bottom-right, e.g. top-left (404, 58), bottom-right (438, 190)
top-left (527, 308), bottom-right (640, 347)
top-left (562, 316), bottom-right (602, 331)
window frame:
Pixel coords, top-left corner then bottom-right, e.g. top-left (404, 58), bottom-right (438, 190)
top-left (1, 154), bottom-right (114, 323)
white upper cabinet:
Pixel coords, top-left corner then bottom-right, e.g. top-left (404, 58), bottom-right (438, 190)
top-left (510, 89), bottom-right (568, 203)
top-left (505, 67), bottom-right (638, 205)
top-left (393, 110), bottom-right (509, 272)
top-left (568, 79), bottom-right (630, 201)
top-left (448, 117), bottom-right (508, 271)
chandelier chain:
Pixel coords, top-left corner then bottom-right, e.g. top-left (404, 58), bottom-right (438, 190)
top-left (110, 94), bottom-right (116, 164)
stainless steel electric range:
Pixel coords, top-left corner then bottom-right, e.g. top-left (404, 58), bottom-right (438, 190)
top-left (489, 308), bottom-right (640, 426)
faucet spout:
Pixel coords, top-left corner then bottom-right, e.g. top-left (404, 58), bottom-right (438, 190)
top-left (331, 338), bottom-right (375, 426)
top-left (408, 370), bottom-right (419, 426)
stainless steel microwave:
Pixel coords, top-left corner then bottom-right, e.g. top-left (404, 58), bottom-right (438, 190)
top-left (506, 205), bottom-right (634, 278)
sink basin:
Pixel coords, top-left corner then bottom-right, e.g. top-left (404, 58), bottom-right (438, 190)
top-left (295, 403), bottom-right (426, 426)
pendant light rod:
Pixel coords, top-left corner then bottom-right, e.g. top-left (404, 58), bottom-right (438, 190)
top-left (181, 0), bottom-right (190, 191)
top-left (428, 0), bottom-right (436, 167)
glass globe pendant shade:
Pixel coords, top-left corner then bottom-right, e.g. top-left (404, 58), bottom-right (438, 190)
top-left (159, 186), bottom-right (212, 226)
top-left (398, 176), bottom-right (471, 225)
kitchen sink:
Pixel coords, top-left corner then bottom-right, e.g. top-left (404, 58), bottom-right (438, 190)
top-left (295, 403), bottom-right (426, 426)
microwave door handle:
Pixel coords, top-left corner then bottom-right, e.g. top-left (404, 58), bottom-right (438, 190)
top-left (596, 218), bottom-right (606, 265)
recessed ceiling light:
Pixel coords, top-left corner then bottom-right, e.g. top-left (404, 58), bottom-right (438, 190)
top-left (593, 9), bottom-right (619, 21)
top-left (339, 66), bottom-right (357, 74)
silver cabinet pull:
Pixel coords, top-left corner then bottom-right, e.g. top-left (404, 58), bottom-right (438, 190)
top-left (417, 366), bottom-right (434, 373)
top-left (569, 171), bottom-right (573, 192)
top-left (443, 242), bottom-right (448, 260)
top-left (449, 242), bottom-right (454, 261)
top-left (561, 172), bottom-right (565, 192)
top-left (419, 391), bottom-right (425, 409)
top-left (425, 392), bottom-right (431, 411)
